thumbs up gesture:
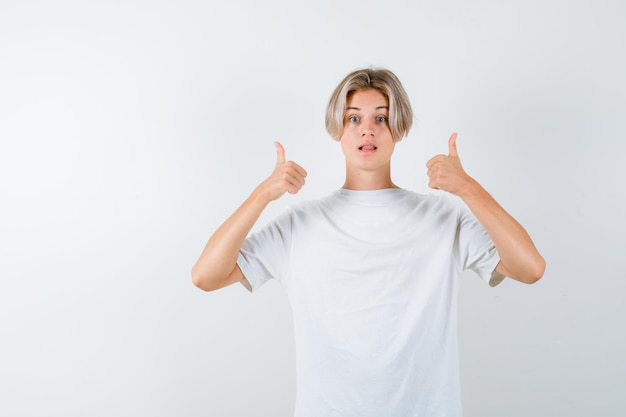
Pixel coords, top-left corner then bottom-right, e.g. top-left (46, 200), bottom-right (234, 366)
top-left (258, 141), bottom-right (308, 201)
top-left (426, 133), bottom-right (472, 196)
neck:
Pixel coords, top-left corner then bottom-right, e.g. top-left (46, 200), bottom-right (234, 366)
top-left (342, 167), bottom-right (398, 190)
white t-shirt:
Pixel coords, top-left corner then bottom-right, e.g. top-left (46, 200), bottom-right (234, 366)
top-left (237, 188), bottom-right (504, 417)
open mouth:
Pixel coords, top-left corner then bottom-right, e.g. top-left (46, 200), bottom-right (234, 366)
top-left (359, 145), bottom-right (377, 151)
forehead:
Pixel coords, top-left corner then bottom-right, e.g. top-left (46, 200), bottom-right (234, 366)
top-left (346, 88), bottom-right (389, 110)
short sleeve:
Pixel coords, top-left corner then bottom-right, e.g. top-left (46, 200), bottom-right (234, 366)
top-left (455, 202), bottom-right (506, 287)
top-left (237, 211), bottom-right (293, 293)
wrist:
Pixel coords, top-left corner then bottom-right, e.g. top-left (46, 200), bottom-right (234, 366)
top-left (251, 183), bottom-right (275, 206)
top-left (456, 177), bottom-right (481, 200)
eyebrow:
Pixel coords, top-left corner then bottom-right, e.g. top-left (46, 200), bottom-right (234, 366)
top-left (345, 106), bottom-right (389, 111)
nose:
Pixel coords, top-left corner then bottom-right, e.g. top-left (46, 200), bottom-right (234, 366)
top-left (361, 119), bottom-right (374, 137)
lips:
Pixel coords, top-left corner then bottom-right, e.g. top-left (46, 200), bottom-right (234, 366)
top-left (359, 143), bottom-right (377, 151)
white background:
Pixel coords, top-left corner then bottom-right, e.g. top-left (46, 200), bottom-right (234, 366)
top-left (1, 0), bottom-right (625, 416)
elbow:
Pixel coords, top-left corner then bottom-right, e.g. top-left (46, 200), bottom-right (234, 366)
top-left (191, 267), bottom-right (219, 292)
top-left (522, 256), bottom-right (546, 285)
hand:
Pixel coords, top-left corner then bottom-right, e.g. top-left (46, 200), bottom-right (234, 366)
top-left (426, 133), bottom-right (473, 196)
top-left (258, 141), bottom-right (308, 201)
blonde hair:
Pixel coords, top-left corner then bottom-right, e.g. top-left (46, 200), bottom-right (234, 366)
top-left (325, 67), bottom-right (414, 142)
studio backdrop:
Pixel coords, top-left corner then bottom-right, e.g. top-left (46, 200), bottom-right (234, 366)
top-left (1, 1), bottom-right (624, 416)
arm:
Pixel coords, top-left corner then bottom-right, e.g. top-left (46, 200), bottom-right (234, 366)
top-left (191, 142), bottom-right (307, 291)
top-left (426, 133), bottom-right (545, 284)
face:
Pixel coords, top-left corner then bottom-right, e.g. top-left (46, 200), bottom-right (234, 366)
top-left (339, 88), bottom-right (395, 174)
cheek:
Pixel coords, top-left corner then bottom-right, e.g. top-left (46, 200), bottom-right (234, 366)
top-left (338, 126), bottom-right (354, 142)
top-left (342, 124), bottom-right (356, 133)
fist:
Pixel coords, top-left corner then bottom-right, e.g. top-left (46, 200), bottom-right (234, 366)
top-left (425, 133), bottom-right (472, 195)
top-left (261, 141), bottom-right (308, 201)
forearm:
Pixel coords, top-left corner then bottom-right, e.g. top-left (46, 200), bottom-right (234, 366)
top-left (459, 179), bottom-right (545, 284)
top-left (192, 142), bottom-right (306, 291)
top-left (191, 186), bottom-right (272, 291)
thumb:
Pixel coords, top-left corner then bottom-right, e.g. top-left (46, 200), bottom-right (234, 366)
top-left (274, 141), bottom-right (286, 164)
top-left (448, 132), bottom-right (458, 157)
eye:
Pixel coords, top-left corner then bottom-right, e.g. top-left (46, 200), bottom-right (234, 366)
top-left (376, 115), bottom-right (388, 123)
top-left (348, 115), bottom-right (360, 123)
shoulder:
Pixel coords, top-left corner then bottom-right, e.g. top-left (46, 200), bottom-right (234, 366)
top-left (288, 189), bottom-right (345, 212)
top-left (394, 190), bottom-right (473, 229)
top-left (277, 196), bottom-right (331, 225)
top-left (400, 189), bottom-right (461, 210)
top-left (288, 197), bottom-right (326, 214)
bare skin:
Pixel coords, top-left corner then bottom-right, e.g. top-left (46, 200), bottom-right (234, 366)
top-left (191, 88), bottom-right (544, 291)
top-left (191, 142), bottom-right (307, 291)
top-left (339, 89), bottom-right (397, 190)
top-left (427, 133), bottom-right (545, 283)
